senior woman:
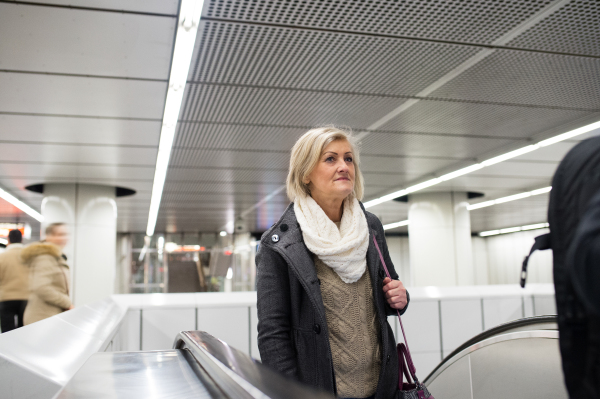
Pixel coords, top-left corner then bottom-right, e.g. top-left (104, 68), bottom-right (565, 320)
top-left (256, 127), bottom-right (409, 399)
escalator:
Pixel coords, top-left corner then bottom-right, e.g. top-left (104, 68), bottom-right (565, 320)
top-left (424, 316), bottom-right (567, 399)
top-left (55, 316), bottom-right (566, 398)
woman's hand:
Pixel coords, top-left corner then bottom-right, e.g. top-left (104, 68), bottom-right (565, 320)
top-left (382, 277), bottom-right (407, 310)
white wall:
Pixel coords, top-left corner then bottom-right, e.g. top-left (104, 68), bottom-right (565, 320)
top-left (484, 228), bottom-right (553, 285)
top-left (385, 229), bottom-right (553, 286)
top-left (385, 236), bottom-right (411, 285)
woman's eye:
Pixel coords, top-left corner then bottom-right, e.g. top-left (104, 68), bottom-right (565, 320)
top-left (345, 157), bottom-right (353, 163)
top-left (325, 157), bottom-right (334, 162)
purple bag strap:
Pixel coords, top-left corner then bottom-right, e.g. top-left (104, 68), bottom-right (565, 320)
top-left (373, 236), bottom-right (418, 379)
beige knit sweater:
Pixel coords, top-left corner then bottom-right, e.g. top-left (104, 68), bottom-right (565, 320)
top-left (315, 255), bottom-right (381, 398)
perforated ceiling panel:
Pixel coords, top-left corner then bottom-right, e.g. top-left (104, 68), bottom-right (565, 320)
top-left (157, 0), bottom-right (600, 233)
top-left (190, 21), bottom-right (481, 95)
top-left (180, 83), bottom-right (421, 127)
top-left (507, 0), bottom-right (600, 56)
top-left (378, 100), bottom-right (596, 138)
top-left (174, 123), bottom-right (305, 151)
top-left (429, 50), bottom-right (600, 109)
top-left (204, 0), bottom-right (553, 44)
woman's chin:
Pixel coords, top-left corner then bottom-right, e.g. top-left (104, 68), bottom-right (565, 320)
top-left (333, 187), bottom-right (353, 199)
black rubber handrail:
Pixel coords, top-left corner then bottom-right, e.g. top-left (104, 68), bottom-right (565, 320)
top-left (424, 315), bottom-right (557, 383)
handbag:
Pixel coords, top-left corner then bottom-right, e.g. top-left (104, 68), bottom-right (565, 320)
top-left (373, 236), bottom-right (434, 399)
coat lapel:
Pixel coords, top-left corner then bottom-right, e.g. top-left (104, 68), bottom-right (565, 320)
top-left (366, 226), bottom-right (381, 289)
top-left (269, 206), bottom-right (327, 323)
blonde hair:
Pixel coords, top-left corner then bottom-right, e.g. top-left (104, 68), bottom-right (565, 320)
top-left (286, 126), bottom-right (364, 202)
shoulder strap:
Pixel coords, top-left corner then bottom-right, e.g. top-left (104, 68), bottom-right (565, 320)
top-left (520, 233), bottom-right (552, 288)
top-left (372, 236), bottom-right (417, 379)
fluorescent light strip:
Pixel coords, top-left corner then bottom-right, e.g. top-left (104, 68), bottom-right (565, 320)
top-left (364, 120), bottom-right (600, 209)
top-left (467, 186), bottom-right (552, 210)
top-left (0, 187), bottom-right (44, 222)
top-left (479, 223), bottom-right (549, 237)
top-left (383, 220), bottom-right (409, 230)
top-left (146, 0), bottom-right (204, 237)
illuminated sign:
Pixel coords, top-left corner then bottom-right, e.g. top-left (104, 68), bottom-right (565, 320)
top-left (0, 223), bottom-right (31, 239)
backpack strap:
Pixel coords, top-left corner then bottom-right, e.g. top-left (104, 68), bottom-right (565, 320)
top-left (520, 233), bottom-right (552, 288)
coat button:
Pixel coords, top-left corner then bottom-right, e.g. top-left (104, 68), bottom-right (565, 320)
top-left (313, 324), bottom-right (321, 334)
top-left (379, 269), bottom-right (385, 279)
top-left (280, 223), bottom-right (288, 232)
top-left (271, 234), bottom-right (279, 242)
top-left (387, 354), bottom-right (391, 363)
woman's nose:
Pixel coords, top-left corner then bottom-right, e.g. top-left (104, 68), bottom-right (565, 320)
top-left (337, 159), bottom-right (349, 172)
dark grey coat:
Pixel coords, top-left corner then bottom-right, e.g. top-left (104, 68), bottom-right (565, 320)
top-left (256, 203), bottom-right (409, 398)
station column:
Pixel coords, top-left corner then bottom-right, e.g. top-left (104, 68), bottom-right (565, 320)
top-left (408, 192), bottom-right (474, 286)
top-left (39, 184), bottom-right (118, 306)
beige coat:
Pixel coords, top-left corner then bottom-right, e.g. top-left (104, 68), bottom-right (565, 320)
top-left (22, 242), bottom-right (72, 325)
top-left (0, 244), bottom-right (29, 301)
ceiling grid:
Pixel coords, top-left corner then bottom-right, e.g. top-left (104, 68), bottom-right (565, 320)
top-left (0, 0), bottom-right (599, 234)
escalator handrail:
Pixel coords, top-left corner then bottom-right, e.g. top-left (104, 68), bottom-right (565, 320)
top-left (424, 315), bottom-right (557, 383)
top-left (174, 331), bottom-right (335, 399)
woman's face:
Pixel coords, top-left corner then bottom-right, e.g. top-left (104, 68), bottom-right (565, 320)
top-left (305, 139), bottom-right (355, 202)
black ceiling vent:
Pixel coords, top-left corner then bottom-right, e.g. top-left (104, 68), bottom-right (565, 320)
top-left (25, 184), bottom-right (136, 198)
top-left (393, 191), bottom-right (484, 202)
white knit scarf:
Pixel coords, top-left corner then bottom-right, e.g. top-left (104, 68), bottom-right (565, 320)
top-left (294, 195), bottom-right (369, 284)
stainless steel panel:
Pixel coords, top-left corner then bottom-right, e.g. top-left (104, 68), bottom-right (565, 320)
top-left (33, 0), bottom-right (179, 15)
top-left (470, 336), bottom-right (567, 399)
top-left (0, 114), bottom-right (161, 146)
top-left (54, 351), bottom-right (217, 399)
top-left (0, 72), bottom-right (167, 118)
top-left (0, 3), bottom-right (174, 79)
top-left (426, 331), bottom-right (567, 399)
top-left (426, 354), bottom-right (473, 399)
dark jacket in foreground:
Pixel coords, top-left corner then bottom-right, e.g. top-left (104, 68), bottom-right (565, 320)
top-left (548, 136), bottom-right (600, 398)
top-left (256, 203), bottom-right (409, 398)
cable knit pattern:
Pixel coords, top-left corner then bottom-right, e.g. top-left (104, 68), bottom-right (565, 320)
top-left (315, 255), bottom-right (381, 398)
top-left (294, 196), bottom-right (369, 283)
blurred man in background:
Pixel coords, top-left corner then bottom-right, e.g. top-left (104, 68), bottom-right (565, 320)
top-left (0, 230), bottom-right (28, 332)
top-left (23, 223), bottom-right (73, 325)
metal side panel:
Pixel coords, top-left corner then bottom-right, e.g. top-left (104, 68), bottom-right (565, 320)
top-left (0, 354), bottom-right (62, 399)
top-left (54, 350), bottom-right (220, 399)
top-left (0, 297), bottom-right (127, 398)
top-left (425, 331), bottom-right (568, 399)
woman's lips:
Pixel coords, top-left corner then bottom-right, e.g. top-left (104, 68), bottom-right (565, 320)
top-left (335, 177), bottom-right (350, 181)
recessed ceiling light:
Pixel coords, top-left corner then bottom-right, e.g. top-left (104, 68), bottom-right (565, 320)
top-left (468, 187), bottom-right (552, 210)
top-left (146, 0), bottom-right (205, 237)
top-left (364, 120), bottom-right (600, 209)
top-left (0, 187), bottom-right (43, 222)
top-left (479, 223), bottom-right (549, 237)
top-left (382, 220), bottom-right (409, 230)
